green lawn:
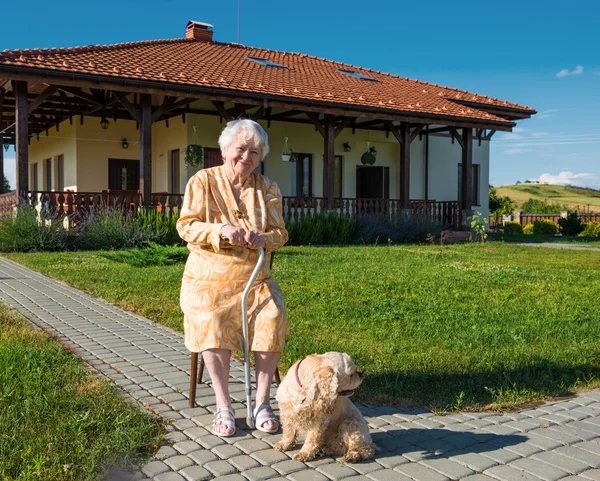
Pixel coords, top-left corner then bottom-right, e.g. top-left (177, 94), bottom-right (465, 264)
top-left (496, 184), bottom-right (600, 212)
top-left (5, 243), bottom-right (600, 412)
top-left (0, 305), bottom-right (163, 481)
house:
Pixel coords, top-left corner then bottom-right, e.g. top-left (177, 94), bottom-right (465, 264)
top-left (0, 21), bottom-right (535, 227)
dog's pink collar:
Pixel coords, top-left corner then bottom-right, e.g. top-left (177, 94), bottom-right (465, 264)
top-left (295, 358), bottom-right (304, 388)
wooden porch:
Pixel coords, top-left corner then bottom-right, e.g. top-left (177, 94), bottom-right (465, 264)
top-left (21, 190), bottom-right (461, 229)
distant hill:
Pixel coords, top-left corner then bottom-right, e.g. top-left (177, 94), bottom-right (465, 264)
top-left (496, 184), bottom-right (600, 213)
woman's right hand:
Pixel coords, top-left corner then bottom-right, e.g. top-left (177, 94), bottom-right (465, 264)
top-left (220, 225), bottom-right (247, 246)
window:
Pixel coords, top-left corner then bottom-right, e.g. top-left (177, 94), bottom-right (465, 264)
top-left (323, 155), bottom-right (343, 199)
top-left (292, 153), bottom-right (313, 197)
top-left (169, 149), bottom-right (180, 194)
top-left (245, 56), bottom-right (287, 69)
top-left (31, 163), bottom-right (38, 190)
top-left (203, 147), bottom-right (222, 169)
top-left (457, 163), bottom-right (480, 206)
top-left (336, 69), bottom-right (378, 82)
top-left (45, 158), bottom-right (52, 191)
top-left (57, 155), bottom-right (64, 190)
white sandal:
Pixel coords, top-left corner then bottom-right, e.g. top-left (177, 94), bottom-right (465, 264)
top-left (212, 406), bottom-right (236, 437)
top-left (253, 403), bottom-right (279, 434)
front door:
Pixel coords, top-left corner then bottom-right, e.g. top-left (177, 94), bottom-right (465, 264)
top-left (108, 159), bottom-right (140, 190)
top-left (356, 166), bottom-right (389, 199)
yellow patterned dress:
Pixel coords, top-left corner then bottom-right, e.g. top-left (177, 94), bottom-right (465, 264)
top-left (177, 165), bottom-right (289, 354)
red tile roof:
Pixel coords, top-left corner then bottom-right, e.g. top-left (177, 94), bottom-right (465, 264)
top-left (0, 37), bottom-right (535, 125)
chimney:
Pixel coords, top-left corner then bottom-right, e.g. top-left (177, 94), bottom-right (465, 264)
top-left (186, 21), bottom-right (214, 42)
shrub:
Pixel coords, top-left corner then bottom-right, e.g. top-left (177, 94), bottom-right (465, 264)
top-left (581, 221), bottom-right (600, 237)
top-left (503, 221), bottom-right (523, 235)
top-left (523, 223), bottom-right (534, 235)
top-left (285, 211), bottom-right (357, 245)
top-left (521, 198), bottom-right (570, 214)
top-left (353, 213), bottom-right (443, 244)
top-left (101, 242), bottom-right (188, 267)
top-left (558, 212), bottom-right (584, 236)
top-left (136, 208), bottom-right (181, 245)
top-left (0, 204), bottom-right (75, 252)
top-left (532, 219), bottom-right (557, 235)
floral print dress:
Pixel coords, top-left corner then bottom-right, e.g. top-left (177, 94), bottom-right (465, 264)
top-left (177, 165), bottom-right (289, 353)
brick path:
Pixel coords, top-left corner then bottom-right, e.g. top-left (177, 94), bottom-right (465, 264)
top-left (1, 256), bottom-right (599, 481)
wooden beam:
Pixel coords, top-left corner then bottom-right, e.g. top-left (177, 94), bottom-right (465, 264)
top-left (385, 121), bottom-right (403, 145)
top-left (461, 127), bottom-right (473, 212)
top-left (113, 92), bottom-right (141, 122)
top-left (306, 112), bottom-right (326, 137)
top-left (139, 94), bottom-right (152, 207)
top-left (334, 117), bottom-right (351, 137)
top-left (450, 127), bottom-right (465, 149)
top-left (399, 123), bottom-right (410, 208)
top-left (211, 101), bottom-right (231, 120)
top-left (151, 96), bottom-right (176, 123)
top-left (410, 125), bottom-right (424, 143)
top-left (27, 85), bottom-right (59, 115)
top-left (324, 115), bottom-right (336, 209)
top-left (13, 80), bottom-right (28, 197)
top-left (422, 126), bottom-right (452, 135)
top-left (485, 129), bottom-right (496, 140)
top-left (0, 70), bottom-right (515, 131)
top-left (270, 110), bottom-right (302, 121)
top-left (56, 86), bottom-right (103, 106)
top-left (250, 106), bottom-right (267, 121)
top-left (354, 119), bottom-right (386, 129)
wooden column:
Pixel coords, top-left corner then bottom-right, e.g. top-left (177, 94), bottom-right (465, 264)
top-left (399, 123), bottom-right (411, 209)
top-left (13, 81), bottom-right (29, 198)
top-left (461, 128), bottom-right (473, 211)
top-left (0, 89), bottom-right (4, 194)
top-left (324, 115), bottom-right (336, 209)
top-left (139, 94), bottom-right (152, 207)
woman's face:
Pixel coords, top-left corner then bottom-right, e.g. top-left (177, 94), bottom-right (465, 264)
top-left (223, 131), bottom-right (261, 179)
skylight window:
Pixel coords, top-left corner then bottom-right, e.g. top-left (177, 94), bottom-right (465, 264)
top-left (336, 69), bottom-right (378, 82)
top-left (245, 56), bottom-right (287, 69)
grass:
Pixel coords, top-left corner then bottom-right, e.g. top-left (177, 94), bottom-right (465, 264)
top-left (4, 243), bottom-right (600, 412)
top-left (496, 184), bottom-right (600, 212)
top-left (0, 304), bottom-right (163, 481)
top-left (499, 234), bottom-right (600, 244)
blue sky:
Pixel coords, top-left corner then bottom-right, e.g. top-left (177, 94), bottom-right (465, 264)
top-left (2, 0), bottom-right (599, 189)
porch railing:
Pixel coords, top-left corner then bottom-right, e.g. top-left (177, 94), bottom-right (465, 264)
top-left (0, 192), bottom-right (17, 219)
top-left (282, 196), bottom-right (461, 229)
top-left (25, 191), bottom-right (184, 216)
top-left (22, 191), bottom-right (461, 229)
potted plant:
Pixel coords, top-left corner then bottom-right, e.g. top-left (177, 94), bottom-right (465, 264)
top-left (185, 144), bottom-right (204, 170)
top-left (282, 137), bottom-right (292, 161)
top-left (361, 145), bottom-right (377, 166)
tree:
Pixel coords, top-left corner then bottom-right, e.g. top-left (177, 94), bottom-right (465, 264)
top-left (2, 175), bottom-right (9, 193)
top-left (489, 186), bottom-right (514, 219)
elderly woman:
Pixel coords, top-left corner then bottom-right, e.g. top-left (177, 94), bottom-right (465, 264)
top-left (177, 119), bottom-right (288, 437)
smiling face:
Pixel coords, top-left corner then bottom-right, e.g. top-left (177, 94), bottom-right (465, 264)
top-left (222, 130), bottom-right (262, 181)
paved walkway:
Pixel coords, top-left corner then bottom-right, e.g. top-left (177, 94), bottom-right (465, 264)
top-left (1, 256), bottom-right (600, 481)
top-left (519, 243), bottom-right (600, 252)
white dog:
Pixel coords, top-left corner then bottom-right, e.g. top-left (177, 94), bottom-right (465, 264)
top-left (274, 352), bottom-right (375, 463)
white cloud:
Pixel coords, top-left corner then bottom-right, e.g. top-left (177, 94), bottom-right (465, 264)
top-left (504, 148), bottom-right (534, 155)
top-left (533, 171), bottom-right (600, 188)
top-left (500, 133), bottom-right (524, 140)
top-left (512, 127), bottom-right (528, 133)
top-left (536, 115), bottom-right (551, 119)
top-left (556, 65), bottom-right (584, 78)
top-left (531, 132), bottom-right (550, 138)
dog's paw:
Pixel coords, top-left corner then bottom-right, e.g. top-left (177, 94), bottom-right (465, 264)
top-left (343, 451), bottom-right (362, 463)
top-left (294, 451), bottom-right (316, 462)
top-left (274, 441), bottom-right (294, 452)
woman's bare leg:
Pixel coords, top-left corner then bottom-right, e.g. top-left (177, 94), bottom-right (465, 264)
top-left (203, 348), bottom-right (234, 435)
top-left (254, 351), bottom-right (281, 431)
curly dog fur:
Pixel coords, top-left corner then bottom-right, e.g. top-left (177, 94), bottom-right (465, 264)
top-left (274, 352), bottom-right (375, 463)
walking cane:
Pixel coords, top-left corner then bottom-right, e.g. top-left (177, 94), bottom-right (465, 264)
top-left (241, 246), bottom-right (264, 428)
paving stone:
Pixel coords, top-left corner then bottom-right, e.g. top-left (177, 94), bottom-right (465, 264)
top-left (164, 455), bottom-right (195, 471)
top-left (505, 441), bottom-right (543, 458)
top-left (154, 473), bottom-right (186, 481)
top-left (212, 444), bottom-right (245, 459)
top-left (228, 454), bottom-right (262, 471)
top-left (346, 460), bottom-right (382, 475)
top-left (449, 452), bottom-right (498, 472)
top-left (235, 439), bottom-right (272, 454)
top-left (250, 449), bottom-right (290, 465)
top-left (366, 470), bottom-right (413, 481)
top-left (187, 449), bottom-right (219, 465)
top-left (241, 466), bottom-right (280, 481)
top-left (286, 472), bottom-right (329, 481)
top-left (165, 431), bottom-right (188, 444)
top-left (155, 446), bottom-right (179, 460)
top-left (205, 460), bottom-right (238, 476)
top-left (460, 476), bottom-right (499, 481)
top-left (580, 469), bottom-right (600, 480)
top-left (420, 458), bottom-right (475, 479)
top-left (532, 451), bottom-right (590, 475)
top-left (480, 448), bottom-right (521, 465)
top-left (173, 441), bottom-right (201, 455)
top-left (511, 457), bottom-right (570, 481)
top-left (556, 446), bottom-right (600, 468)
top-left (395, 462), bottom-right (450, 481)
top-left (209, 475), bottom-right (246, 481)
top-left (485, 464), bottom-right (548, 481)
top-left (271, 460), bottom-right (307, 475)
top-left (196, 434), bottom-right (227, 449)
top-left (141, 461), bottom-right (170, 478)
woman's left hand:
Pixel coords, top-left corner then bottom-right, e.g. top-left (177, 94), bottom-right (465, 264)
top-left (244, 230), bottom-right (266, 249)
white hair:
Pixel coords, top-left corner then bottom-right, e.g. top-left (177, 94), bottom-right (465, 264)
top-left (218, 119), bottom-right (270, 160)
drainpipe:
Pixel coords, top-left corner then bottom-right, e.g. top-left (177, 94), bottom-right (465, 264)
top-left (424, 127), bottom-right (429, 200)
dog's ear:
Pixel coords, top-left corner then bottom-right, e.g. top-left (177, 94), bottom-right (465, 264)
top-left (298, 365), bottom-right (338, 410)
